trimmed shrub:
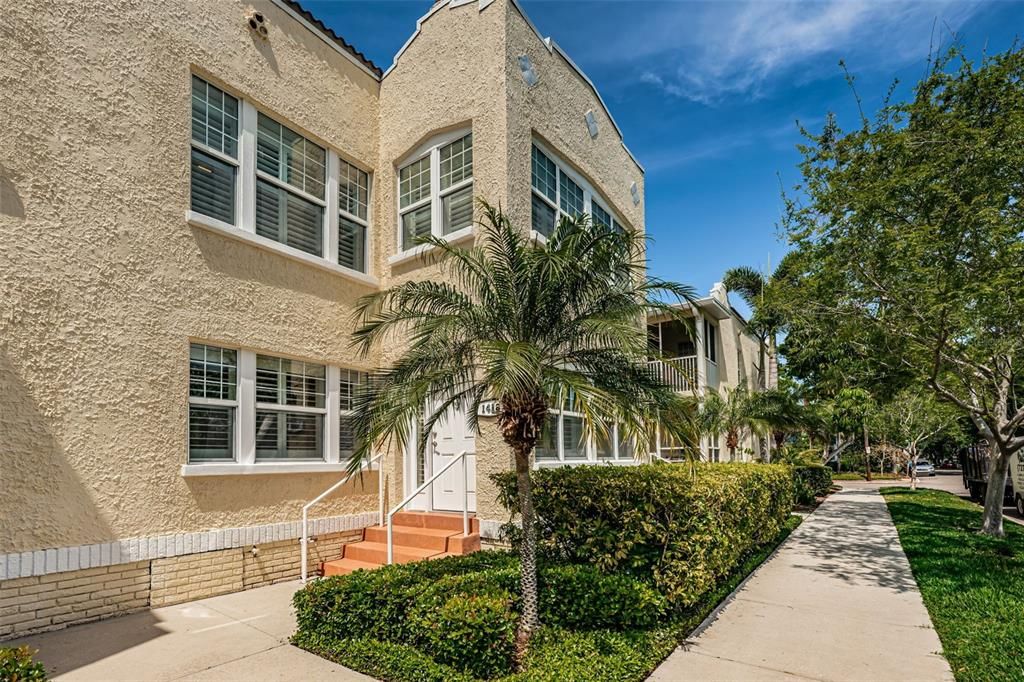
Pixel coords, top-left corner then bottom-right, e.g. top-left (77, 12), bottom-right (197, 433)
top-left (412, 592), bottom-right (517, 678)
top-left (792, 465), bottom-right (832, 504)
top-left (0, 646), bottom-right (47, 681)
top-left (493, 463), bottom-right (793, 607)
top-left (538, 564), bottom-right (667, 629)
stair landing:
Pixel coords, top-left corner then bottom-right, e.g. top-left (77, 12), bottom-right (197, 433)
top-left (322, 511), bottom-right (481, 576)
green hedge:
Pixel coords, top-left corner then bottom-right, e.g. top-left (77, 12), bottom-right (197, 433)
top-left (792, 465), bottom-right (832, 504)
top-left (493, 463), bottom-right (793, 607)
top-left (293, 552), bottom-right (666, 678)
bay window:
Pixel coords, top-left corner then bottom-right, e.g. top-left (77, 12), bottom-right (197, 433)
top-left (531, 142), bottom-right (624, 238)
top-left (187, 75), bottom-right (374, 279)
top-left (398, 131), bottom-right (474, 252)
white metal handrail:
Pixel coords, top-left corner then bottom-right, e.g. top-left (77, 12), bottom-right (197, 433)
top-left (301, 453), bottom-right (383, 584)
top-left (387, 450), bottom-right (470, 564)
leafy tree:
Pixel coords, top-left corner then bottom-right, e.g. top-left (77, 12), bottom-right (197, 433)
top-left (748, 383), bottom-right (807, 455)
top-left (781, 47), bottom-right (1024, 535)
top-left (832, 388), bottom-right (877, 480)
top-left (871, 388), bottom-right (963, 484)
top-left (348, 202), bottom-right (695, 653)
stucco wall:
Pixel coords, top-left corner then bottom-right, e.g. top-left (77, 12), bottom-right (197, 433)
top-left (0, 0), bottom-right (651, 553)
top-left (503, 4), bottom-right (644, 235)
top-left (0, 0), bottom-right (382, 554)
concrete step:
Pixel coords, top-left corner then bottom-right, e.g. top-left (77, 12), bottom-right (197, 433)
top-left (363, 525), bottom-right (455, 552)
top-left (391, 511), bottom-right (480, 534)
top-left (343, 541), bottom-right (441, 565)
top-left (322, 557), bottom-right (379, 576)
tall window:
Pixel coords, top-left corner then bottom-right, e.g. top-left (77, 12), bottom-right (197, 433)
top-left (255, 355), bottom-right (326, 461)
top-left (190, 77), bottom-right (239, 225)
top-left (188, 344), bottom-right (237, 462)
top-left (531, 143), bottom-right (623, 238)
top-left (338, 160), bottom-right (370, 273)
top-left (704, 319), bottom-right (718, 363)
top-left (338, 369), bottom-right (366, 460)
top-left (255, 114), bottom-right (326, 257)
top-left (187, 75), bottom-right (374, 276)
top-left (398, 132), bottom-right (473, 251)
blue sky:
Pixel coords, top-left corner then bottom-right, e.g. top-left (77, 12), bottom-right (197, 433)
top-left (305, 0), bottom-right (1024, 307)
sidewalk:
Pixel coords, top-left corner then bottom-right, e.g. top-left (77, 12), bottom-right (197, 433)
top-left (11, 580), bottom-right (372, 681)
top-left (650, 487), bottom-right (954, 682)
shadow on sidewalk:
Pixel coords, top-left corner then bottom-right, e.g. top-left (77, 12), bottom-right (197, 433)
top-left (787, 489), bottom-right (919, 594)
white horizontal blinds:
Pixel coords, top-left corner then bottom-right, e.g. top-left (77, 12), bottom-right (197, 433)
top-left (254, 113), bottom-right (326, 256)
top-left (399, 155), bottom-right (431, 250)
top-left (190, 76), bottom-right (238, 225)
top-left (531, 145), bottom-right (557, 237)
top-left (188, 344), bottom-right (238, 462)
top-left (338, 160), bottom-right (370, 272)
top-left (439, 133), bottom-right (474, 235)
top-left (591, 202), bottom-right (612, 231)
top-left (255, 354), bottom-right (326, 461)
top-left (338, 369), bottom-right (365, 460)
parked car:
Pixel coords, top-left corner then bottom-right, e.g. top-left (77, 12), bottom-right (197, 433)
top-left (915, 460), bottom-right (936, 477)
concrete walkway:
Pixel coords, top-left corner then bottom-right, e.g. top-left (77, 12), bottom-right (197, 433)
top-left (650, 487), bottom-right (954, 682)
top-left (11, 580), bottom-right (372, 681)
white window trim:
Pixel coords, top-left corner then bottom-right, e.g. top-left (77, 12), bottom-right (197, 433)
top-left (532, 391), bottom-right (633, 468)
top-left (184, 344), bottom-right (369, 475)
top-left (396, 128), bottom-right (474, 254)
top-left (337, 157), bottom-right (373, 274)
top-left (188, 75), bottom-right (375, 281)
top-left (530, 139), bottom-right (625, 241)
top-left (703, 319), bottom-right (718, 365)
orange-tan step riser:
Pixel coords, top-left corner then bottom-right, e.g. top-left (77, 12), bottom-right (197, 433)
top-left (391, 511), bottom-right (480, 534)
top-left (363, 525), bottom-right (452, 552)
top-left (344, 541), bottom-right (439, 565)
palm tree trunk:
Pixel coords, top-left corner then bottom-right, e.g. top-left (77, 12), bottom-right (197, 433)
top-left (513, 446), bottom-right (539, 654)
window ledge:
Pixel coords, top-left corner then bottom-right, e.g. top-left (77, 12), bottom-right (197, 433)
top-left (181, 462), bottom-right (356, 476)
top-left (530, 230), bottom-right (549, 244)
top-left (187, 211), bottom-right (379, 288)
top-left (388, 225), bottom-right (475, 267)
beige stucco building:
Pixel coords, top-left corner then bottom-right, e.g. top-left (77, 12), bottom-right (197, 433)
top-left (0, 0), bottom-right (766, 639)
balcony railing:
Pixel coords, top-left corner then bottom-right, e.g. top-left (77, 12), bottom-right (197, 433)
top-left (647, 355), bottom-right (698, 392)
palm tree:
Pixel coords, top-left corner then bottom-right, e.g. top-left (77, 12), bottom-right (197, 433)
top-left (722, 260), bottom-right (789, 390)
top-left (699, 386), bottom-right (766, 460)
top-left (348, 201), bottom-right (695, 654)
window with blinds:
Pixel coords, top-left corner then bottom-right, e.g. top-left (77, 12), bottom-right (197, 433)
top-left (188, 343), bottom-right (237, 462)
top-left (530, 143), bottom-right (625, 239)
top-left (339, 368), bottom-right (365, 460)
top-left (398, 131), bottom-right (473, 251)
top-left (254, 113), bottom-right (326, 257)
top-left (190, 77), bottom-right (238, 225)
top-left (255, 354), bottom-right (326, 461)
top-left (338, 160), bottom-right (370, 272)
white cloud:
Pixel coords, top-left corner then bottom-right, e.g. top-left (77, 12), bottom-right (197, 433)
top-left (616, 1), bottom-right (982, 105)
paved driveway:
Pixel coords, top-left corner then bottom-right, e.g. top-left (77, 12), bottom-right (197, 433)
top-left (11, 581), bottom-right (372, 681)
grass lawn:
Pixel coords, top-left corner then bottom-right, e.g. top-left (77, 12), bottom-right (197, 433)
top-left (295, 516), bottom-right (802, 682)
top-left (881, 488), bottom-right (1024, 682)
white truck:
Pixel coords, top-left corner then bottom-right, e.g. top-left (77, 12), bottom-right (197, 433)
top-left (1011, 452), bottom-right (1024, 517)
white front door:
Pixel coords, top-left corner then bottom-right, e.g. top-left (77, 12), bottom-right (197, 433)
top-left (428, 403), bottom-right (477, 513)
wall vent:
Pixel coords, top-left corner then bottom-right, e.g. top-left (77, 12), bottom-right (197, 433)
top-left (630, 181), bottom-right (640, 206)
top-left (246, 9), bottom-right (268, 39)
top-left (584, 110), bottom-right (598, 138)
top-left (518, 55), bottom-right (539, 87)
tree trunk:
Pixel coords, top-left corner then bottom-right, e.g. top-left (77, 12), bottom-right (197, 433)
top-left (863, 424), bottom-right (872, 482)
top-left (513, 447), bottom-right (539, 654)
top-left (980, 447), bottom-right (1011, 538)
